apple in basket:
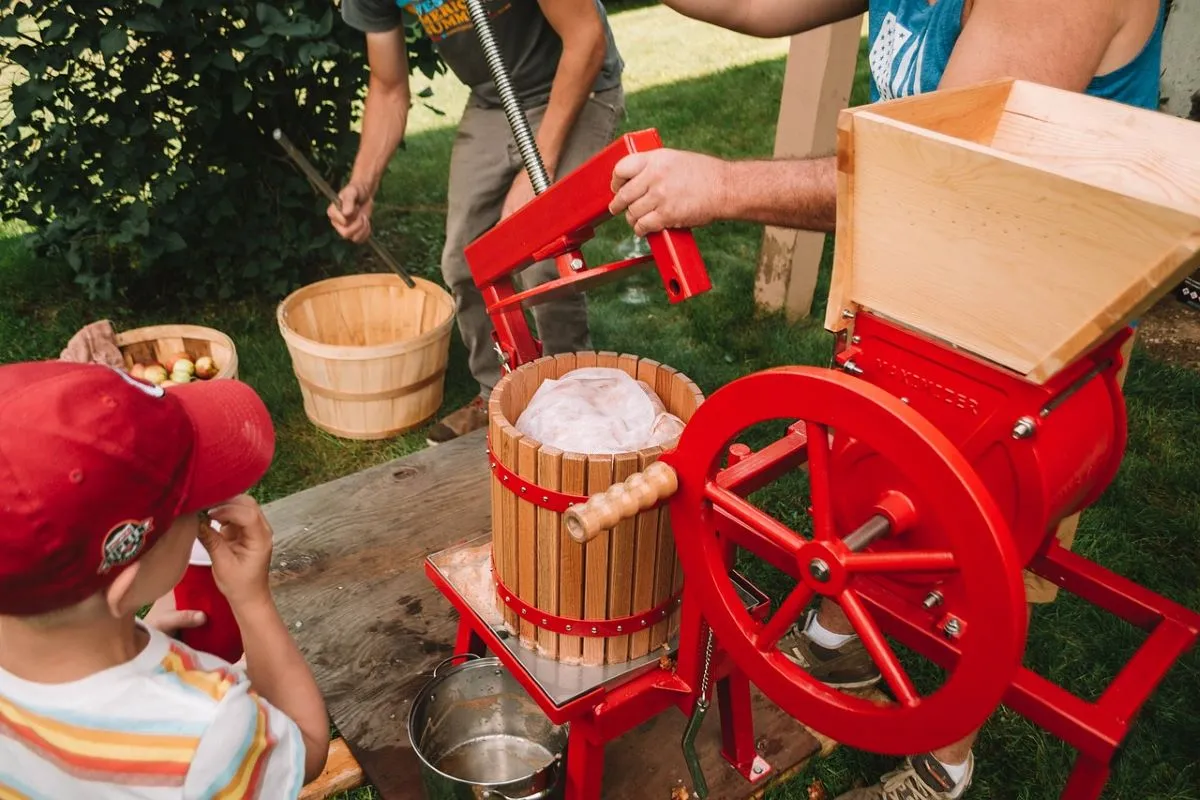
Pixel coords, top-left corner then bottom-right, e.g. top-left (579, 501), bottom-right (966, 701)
top-left (143, 364), bottom-right (169, 385)
top-left (194, 356), bottom-right (217, 380)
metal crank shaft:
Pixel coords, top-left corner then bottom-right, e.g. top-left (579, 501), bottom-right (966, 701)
top-left (843, 514), bottom-right (891, 551)
top-left (465, 0), bottom-right (551, 194)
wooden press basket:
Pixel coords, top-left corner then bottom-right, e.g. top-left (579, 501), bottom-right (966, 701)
top-left (827, 78), bottom-right (1200, 384)
top-left (115, 324), bottom-right (239, 380)
top-left (488, 352), bottom-right (703, 667)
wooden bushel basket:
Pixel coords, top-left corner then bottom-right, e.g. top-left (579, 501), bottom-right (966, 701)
top-left (116, 324), bottom-right (239, 380)
top-left (488, 352), bottom-right (704, 667)
top-left (827, 78), bottom-right (1200, 384)
top-left (277, 274), bottom-right (455, 440)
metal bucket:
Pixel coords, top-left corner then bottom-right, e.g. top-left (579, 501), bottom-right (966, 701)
top-left (409, 655), bottom-right (568, 800)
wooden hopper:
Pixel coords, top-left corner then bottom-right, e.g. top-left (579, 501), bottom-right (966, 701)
top-left (826, 78), bottom-right (1200, 383)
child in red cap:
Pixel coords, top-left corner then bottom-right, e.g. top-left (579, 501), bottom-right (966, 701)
top-left (0, 361), bottom-right (328, 796)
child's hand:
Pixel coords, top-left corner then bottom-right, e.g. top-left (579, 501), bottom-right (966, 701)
top-left (200, 494), bottom-right (274, 608)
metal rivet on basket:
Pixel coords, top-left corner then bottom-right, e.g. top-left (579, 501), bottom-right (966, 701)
top-left (520, 487), bottom-right (526, 494)
top-left (591, 627), bottom-right (598, 634)
top-left (502, 475), bottom-right (508, 482)
top-left (543, 496), bottom-right (549, 503)
top-left (617, 625), bottom-right (623, 632)
top-left (566, 625), bottom-right (573, 631)
top-left (521, 609), bottom-right (527, 615)
top-left (641, 619), bottom-right (647, 626)
top-left (542, 618), bottom-right (548, 625)
top-left (505, 595), bottom-right (512, 602)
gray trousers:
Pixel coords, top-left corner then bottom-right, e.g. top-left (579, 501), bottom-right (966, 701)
top-left (441, 85), bottom-right (626, 399)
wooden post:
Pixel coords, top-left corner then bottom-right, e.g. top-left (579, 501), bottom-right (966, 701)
top-left (754, 18), bottom-right (864, 321)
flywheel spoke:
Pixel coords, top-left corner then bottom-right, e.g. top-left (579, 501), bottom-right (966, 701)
top-left (839, 589), bottom-right (920, 708)
top-left (843, 550), bottom-right (957, 573)
top-left (756, 582), bottom-right (816, 652)
top-left (804, 421), bottom-right (835, 542)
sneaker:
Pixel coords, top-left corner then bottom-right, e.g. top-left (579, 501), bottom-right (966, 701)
top-left (833, 753), bottom-right (973, 799)
top-left (426, 396), bottom-right (488, 446)
top-left (777, 609), bottom-right (881, 690)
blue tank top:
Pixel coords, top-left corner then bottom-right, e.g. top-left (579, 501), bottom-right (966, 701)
top-left (866, 0), bottom-right (1166, 109)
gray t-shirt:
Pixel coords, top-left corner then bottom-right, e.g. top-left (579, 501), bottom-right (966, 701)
top-left (341, 0), bottom-right (624, 109)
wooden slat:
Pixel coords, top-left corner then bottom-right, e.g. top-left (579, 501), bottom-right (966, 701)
top-left (554, 353), bottom-right (584, 663)
top-left (517, 436), bottom-right (539, 647)
top-left (607, 450), bottom-right (640, 664)
top-left (630, 444), bottom-right (662, 660)
top-left (487, 395), bottom-right (507, 624)
top-left (499, 421), bottom-right (522, 632)
top-left (584, 453), bottom-right (614, 666)
top-left (560, 452), bottom-right (588, 663)
top-left (650, 362), bottom-right (681, 647)
top-left (300, 738), bottom-right (364, 800)
top-left (536, 445), bottom-right (563, 659)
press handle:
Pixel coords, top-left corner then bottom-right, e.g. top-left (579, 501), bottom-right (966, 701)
top-left (564, 461), bottom-right (678, 544)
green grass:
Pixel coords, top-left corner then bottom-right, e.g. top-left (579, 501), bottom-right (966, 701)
top-left (2, 9), bottom-right (1199, 800)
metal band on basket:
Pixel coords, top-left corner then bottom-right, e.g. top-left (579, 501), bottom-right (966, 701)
top-left (491, 557), bottom-right (681, 638)
top-left (488, 446), bottom-right (590, 513)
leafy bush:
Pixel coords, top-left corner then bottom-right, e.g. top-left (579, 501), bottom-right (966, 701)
top-left (0, 1), bottom-right (444, 300)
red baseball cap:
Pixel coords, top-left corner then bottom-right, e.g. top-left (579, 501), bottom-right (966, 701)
top-left (0, 361), bottom-right (275, 616)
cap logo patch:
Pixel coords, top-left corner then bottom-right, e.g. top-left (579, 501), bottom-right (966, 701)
top-left (98, 518), bottom-right (153, 574)
top-left (111, 366), bottom-right (165, 398)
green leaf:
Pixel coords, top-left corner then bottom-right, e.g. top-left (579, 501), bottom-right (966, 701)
top-left (256, 3), bottom-right (287, 28)
top-left (129, 118), bottom-right (150, 136)
top-left (143, 0), bottom-right (164, 8)
top-left (162, 231), bottom-right (187, 252)
top-left (213, 51), bottom-right (236, 71)
top-left (127, 16), bottom-right (166, 34)
top-left (231, 84), bottom-right (251, 114)
top-left (0, 13), bottom-right (21, 39)
top-left (242, 33), bottom-right (271, 49)
top-left (99, 28), bottom-right (128, 57)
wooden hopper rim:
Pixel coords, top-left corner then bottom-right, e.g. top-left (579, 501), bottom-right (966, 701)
top-left (114, 323), bottom-right (240, 381)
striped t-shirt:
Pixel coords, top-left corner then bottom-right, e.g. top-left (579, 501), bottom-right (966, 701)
top-left (0, 621), bottom-right (305, 799)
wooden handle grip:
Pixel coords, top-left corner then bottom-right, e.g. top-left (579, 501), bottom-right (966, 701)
top-left (564, 461), bottom-right (678, 544)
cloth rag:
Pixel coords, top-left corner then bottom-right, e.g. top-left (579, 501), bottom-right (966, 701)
top-left (60, 319), bottom-right (126, 370)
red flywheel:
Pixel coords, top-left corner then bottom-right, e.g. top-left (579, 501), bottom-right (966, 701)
top-left (659, 366), bottom-right (1028, 755)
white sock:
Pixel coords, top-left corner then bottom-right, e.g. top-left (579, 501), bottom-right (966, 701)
top-left (805, 614), bottom-right (855, 648)
top-left (935, 755), bottom-right (971, 798)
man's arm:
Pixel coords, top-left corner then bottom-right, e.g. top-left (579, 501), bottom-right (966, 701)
top-left (660, 0), bottom-right (866, 38)
top-left (499, 0), bottom-right (607, 218)
top-left (329, 28), bottom-right (412, 243)
top-left (531, 0), bottom-right (608, 179)
top-left (613, 0), bottom-right (1135, 237)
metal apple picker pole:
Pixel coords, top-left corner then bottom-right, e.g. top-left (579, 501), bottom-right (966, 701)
top-left (272, 129), bottom-right (416, 289)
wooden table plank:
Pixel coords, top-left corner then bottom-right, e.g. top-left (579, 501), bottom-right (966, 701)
top-left (265, 428), bottom-right (822, 798)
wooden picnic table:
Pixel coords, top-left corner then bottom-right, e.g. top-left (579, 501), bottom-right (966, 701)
top-left (265, 428), bottom-right (824, 799)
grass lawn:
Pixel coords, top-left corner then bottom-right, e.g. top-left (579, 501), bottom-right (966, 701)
top-left (2, 4), bottom-right (1198, 799)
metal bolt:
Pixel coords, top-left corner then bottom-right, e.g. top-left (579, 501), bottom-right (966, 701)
top-left (617, 625), bottom-right (623, 632)
top-left (753, 764), bottom-right (765, 775)
top-left (843, 360), bottom-right (864, 376)
top-left (570, 257), bottom-right (584, 271)
top-left (1011, 416), bottom-right (1037, 439)
top-left (851, 335), bottom-right (861, 344)
top-left (542, 495), bottom-right (549, 502)
top-left (943, 617), bottom-right (962, 639)
top-left (641, 619), bottom-right (648, 626)
top-left (842, 309), bottom-right (856, 319)
top-left (502, 475), bottom-right (509, 482)
top-left (591, 626), bottom-right (598, 634)
top-left (542, 618), bottom-right (548, 625)
top-left (808, 558), bottom-right (831, 582)
top-left (520, 487), bottom-right (526, 494)
top-left (900, 397), bottom-right (910, 405)
top-left (521, 609), bottom-right (527, 615)
top-left (923, 591), bottom-right (943, 609)
top-left (566, 625), bottom-right (572, 631)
